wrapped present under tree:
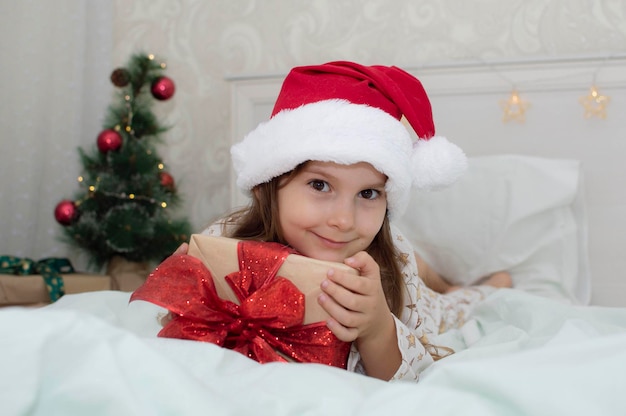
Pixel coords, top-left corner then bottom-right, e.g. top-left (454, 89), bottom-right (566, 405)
top-left (0, 256), bottom-right (112, 305)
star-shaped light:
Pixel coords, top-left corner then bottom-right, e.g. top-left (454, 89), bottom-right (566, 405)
top-left (579, 85), bottom-right (610, 119)
top-left (500, 89), bottom-right (530, 123)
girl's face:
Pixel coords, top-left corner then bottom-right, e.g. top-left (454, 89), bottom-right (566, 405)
top-left (277, 161), bottom-right (387, 262)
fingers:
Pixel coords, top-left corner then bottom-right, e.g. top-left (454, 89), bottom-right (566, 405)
top-left (172, 242), bottom-right (189, 256)
top-left (317, 251), bottom-right (391, 342)
top-left (323, 251), bottom-right (380, 297)
top-left (344, 251), bottom-right (380, 281)
top-left (324, 268), bottom-right (370, 299)
top-left (318, 286), bottom-right (362, 342)
top-left (320, 274), bottom-right (361, 315)
top-left (159, 312), bottom-right (173, 326)
top-left (325, 316), bottom-right (359, 342)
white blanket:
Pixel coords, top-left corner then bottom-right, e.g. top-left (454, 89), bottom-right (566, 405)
top-left (2, 289), bottom-right (626, 415)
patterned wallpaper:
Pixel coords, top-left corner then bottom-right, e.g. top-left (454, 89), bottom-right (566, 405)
top-left (112, 0), bottom-right (626, 232)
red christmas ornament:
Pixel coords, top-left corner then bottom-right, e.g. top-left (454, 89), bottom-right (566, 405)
top-left (54, 200), bottom-right (78, 226)
top-left (151, 76), bottom-right (176, 100)
top-left (160, 171), bottom-right (175, 190)
top-left (97, 129), bottom-right (123, 153)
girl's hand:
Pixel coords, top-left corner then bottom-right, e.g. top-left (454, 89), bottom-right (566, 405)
top-left (172, 242), bottom-right (189, 256)
top-left (318, 251), bottom-right (401, 379)
top-left (317, 251), bottom-right (394, 344)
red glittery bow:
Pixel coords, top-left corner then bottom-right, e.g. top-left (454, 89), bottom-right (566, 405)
top-left (130, 240), bottom-right (350, 368)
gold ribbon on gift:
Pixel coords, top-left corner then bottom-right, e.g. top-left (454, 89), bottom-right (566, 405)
top-left (0, 256), bottom-right (74, 302)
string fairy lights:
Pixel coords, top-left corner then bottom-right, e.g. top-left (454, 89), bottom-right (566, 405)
top-left (579, 85), bottom-right (610, 119)
top-left (475, 59), bottom-right (535, 124)
top-left (73, 151), bottom-right (170, 209)
top-left (470, 54), bottom-right (619, 123)
top-left (499, 89), bottom-right (530, 123)
top-left (577, 55), bottom-right (613, 119)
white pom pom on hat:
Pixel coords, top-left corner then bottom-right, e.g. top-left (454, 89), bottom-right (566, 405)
top-left (231, 61), bottom-right (467, 217)
top-left (411, 135), bottom-right (468, 191)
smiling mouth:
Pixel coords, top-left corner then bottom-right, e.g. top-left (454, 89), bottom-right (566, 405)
top-left (315, 233), bottom-right (350, 248)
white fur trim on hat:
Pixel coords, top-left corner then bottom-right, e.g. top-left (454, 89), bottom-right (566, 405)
top-left (231, 99), bottom-right (466, 217)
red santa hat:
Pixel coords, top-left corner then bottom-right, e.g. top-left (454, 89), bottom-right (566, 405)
top-left (231, 61), bottom-right (467, 217)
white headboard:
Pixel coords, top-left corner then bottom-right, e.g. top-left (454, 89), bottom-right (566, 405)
top-left (227, 55), bottom-right (626, 306)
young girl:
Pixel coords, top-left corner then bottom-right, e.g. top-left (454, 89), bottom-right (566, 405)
top-left (196, 61), bottom-right (511, 382)
top-left (148, 61), bottom-right (511, 382)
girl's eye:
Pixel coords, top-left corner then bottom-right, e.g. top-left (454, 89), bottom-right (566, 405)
top-left (360, 189), bottom-right (380, 200)
top-left (308, 180), bottom-right (330, 192)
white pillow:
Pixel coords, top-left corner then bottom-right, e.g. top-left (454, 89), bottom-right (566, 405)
top-left (393, 154), bottom-right (591, 305)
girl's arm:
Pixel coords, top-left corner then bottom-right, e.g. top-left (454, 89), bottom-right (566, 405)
top-left (353, 311), bottom-right (401, 380)
top-left (414, 252), bottom-right (458, 293)
top-left (318, 251), bottom-right (401, 380)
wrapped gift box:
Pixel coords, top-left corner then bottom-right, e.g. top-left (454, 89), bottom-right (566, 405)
top-left (132, 234), bottom-right (356, 367)
top-left (0, 273), bottom-right (112, 306)
top-left (187, 234), bottom-right (358, 324)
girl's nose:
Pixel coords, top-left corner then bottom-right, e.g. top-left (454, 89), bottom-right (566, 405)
top-left (327, 198), bottom-right (356, 230)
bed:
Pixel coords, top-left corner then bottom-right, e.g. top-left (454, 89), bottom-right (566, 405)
top-left (2, 287), bottom-right (626, 415)
top-left (3, 152), bottom-right (626, 415)
top-left (3, 57), bottom-right (626, 415)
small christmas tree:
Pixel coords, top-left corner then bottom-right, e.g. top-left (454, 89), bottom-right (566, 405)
top-left (55, 53), bottom-right (191, 270)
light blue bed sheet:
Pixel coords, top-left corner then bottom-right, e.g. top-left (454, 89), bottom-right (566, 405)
top-left (2, 289), bottom-right (625, 415)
